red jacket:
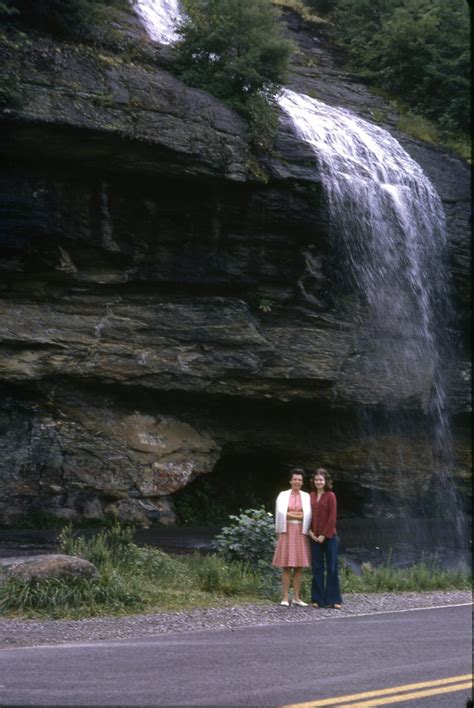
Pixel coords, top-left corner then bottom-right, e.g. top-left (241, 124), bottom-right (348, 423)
top-left (310, 491), bottom-right (337, 538)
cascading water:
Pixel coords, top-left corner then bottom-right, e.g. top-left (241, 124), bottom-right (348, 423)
top-left (130, 0), bottom-right (467, 561)
top-left (131, 0), bottom-right (182, 43)
top-left (278, 90), bottom-right (451, 415)
top-left (278, 90), bottom-right (467, 559)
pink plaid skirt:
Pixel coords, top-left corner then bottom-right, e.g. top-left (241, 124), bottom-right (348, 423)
top-left (272, 521), bottom-right (311, 568)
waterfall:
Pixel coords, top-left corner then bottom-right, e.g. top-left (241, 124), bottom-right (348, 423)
top-left (278, 89), bottom-right (449, 405)
top-left (277, 90), bottom-right (465, 549)
top-left (130, 1), bottom-right (466, 560)
top-left (131, 0), bottom-right (182, 43)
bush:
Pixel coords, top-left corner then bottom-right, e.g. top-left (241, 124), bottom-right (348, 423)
top-left (330, 0), bottom-right (470, 135)
top-left (213, 507), bottom-right (276, 571)
top-left (174, 0), bottom-right (294, 149)
top-left (304, 0), bottom-right (337, 14)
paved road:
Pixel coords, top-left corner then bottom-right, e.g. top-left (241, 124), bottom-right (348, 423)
top-left (0, 604), bottom-right (471, 707)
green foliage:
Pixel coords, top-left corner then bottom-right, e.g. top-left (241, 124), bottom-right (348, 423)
top-left (258, 297), bottom-right (273, 313)
top-left (0, 0), bottom-right (127, 40)
top-left (0, 524), bottom-right (264, 618)
top-left (338, 557), bottom-right (472, 593)
top-left (213, 507), bottom-right (276, 571)
top-left (0, 572), bottom-right (143, 616)
top-left (303, 0), bottom-right (337, 14)
top-left (185, 553), bottom-right (262, 595)
top-left (272, 0), bottom-right (328, 23)
top-left (329, 0), bottom-right (470, 135)
top-left (0, 0), bottom-right (16, 15)
top-left (174, 0), bottom-right (294, 149)
top-left (396, 111), bottom-right (440, 145)
top-left (58, 523), bottom-right (138, 569)
top-left (0, 524), bottom-right (470, 618)
top-left (239, 91), bottom-right (280, 152)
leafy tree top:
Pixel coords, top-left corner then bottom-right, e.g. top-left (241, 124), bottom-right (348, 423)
top-left (174, 0), bottom-right (294, 103)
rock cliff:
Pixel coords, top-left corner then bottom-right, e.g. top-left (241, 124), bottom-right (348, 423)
top-left (0, 10), bottom-right (470, 525)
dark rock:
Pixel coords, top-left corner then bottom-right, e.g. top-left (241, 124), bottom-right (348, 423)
top-left (0, 17), bottom-right (470, 526)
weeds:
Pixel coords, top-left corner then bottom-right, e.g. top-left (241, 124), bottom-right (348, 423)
top-left (0, 524), bottom-right (265, 618)
top-left (338, 557), bottom-right (471, 593)
top-left (0, 525), bottom-right (470, 619)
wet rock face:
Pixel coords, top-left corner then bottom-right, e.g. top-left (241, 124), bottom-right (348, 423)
top-left (0, 19), bottom-right (470, 525)
top-left (282, 9), bottom-right (471, 343)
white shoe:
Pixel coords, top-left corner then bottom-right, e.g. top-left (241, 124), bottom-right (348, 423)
top-left (293, 599), bottom-right (308, 607)
top-left (279, 600), bottom-right (290, 606)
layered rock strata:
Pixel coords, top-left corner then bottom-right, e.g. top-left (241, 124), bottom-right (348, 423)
top-left (0, 12), bottom-right (470, 525)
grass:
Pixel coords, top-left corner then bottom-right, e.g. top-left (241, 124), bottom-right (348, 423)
top-left (0, 525), bottom-right (470, 619)
top-left (272, 0), bottom-right (327, 25)
top-left (366, 88), bottom-right (471, 163)
top-left (397, 112), bottom-right (471, 163)
top-left (0, 525), bottom-right (272, 619)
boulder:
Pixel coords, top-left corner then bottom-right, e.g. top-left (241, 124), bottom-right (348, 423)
top-left (7, 554), bottom-right (98, 583)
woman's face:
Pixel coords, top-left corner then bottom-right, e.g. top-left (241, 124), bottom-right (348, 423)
top-left (290, 474), bottom-right (304, 491)
top-left (314, 474), bottom-right (325, 491)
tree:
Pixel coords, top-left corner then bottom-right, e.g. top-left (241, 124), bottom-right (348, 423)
top-left (174, 0), bottom-right (294, 148)
top-left (303, 0), bottom-right (338, 14)
top-left (331, 0), bottom-right (470, 134)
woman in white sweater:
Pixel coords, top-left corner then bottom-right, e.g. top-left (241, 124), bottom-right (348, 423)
top-left (272, 468), bottom-right (312, 606)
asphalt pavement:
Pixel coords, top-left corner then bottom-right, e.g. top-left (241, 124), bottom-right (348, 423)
top-left (0, 604), bottom-right (471, 707)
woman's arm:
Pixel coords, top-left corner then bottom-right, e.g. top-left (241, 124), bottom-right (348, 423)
top-left (322, 493), bottom-right (337, 537)
top-left (287, 510), bottom-right (303, 520)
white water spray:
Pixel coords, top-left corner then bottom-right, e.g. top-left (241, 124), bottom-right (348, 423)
top-left (131, 0), bottom-right (182, 43)
top-left (278, 89), bottom-right (449, 405)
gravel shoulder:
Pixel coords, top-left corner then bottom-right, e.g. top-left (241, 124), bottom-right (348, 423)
top-left (0, 591), bottom-right (471, 650)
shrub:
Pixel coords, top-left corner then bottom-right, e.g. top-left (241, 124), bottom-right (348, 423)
top-left (174, 0), bottom-right (294, 150)
top-left (303, 0), bottom-right (337, 14)
top-left (58, 523), bottom-right (138, 569)
top-left (213, 507), bottom-right (276, 571)
top-left (330, 0), bottom-right (470, 135)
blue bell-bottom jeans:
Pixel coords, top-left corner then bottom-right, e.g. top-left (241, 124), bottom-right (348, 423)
top-left (311, 535), bottom-right (342, 606)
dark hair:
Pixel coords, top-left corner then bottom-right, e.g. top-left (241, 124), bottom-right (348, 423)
top-left (289, 467), bottom-right (305, 481)
top-left (311, 467), bottom-right (333, 491)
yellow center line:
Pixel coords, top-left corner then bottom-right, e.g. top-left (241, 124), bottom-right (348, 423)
top-left (280, 674), bottom-right (473, 708)
top-left (338, 682), bottom-right (472, 707)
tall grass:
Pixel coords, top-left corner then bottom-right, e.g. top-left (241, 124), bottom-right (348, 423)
top-left (340, 559), bottom-right (472, 593)
top-left (396, 110), bottom-right (470, 163)
top-left (0, 525), bottom-right (266, 618)
top-left (271, 0), bottom-right (327, 24)
top-left (0, 525), bottom-right (470, 619)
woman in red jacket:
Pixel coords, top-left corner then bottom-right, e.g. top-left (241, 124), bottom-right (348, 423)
top-left (308, 468), bottom-right (342, 608)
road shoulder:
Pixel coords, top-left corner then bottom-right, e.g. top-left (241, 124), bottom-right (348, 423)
top-left (0, 590), bottom-right (471, 650)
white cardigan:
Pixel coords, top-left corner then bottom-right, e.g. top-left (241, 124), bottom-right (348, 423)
top-left (275, 489), bottom-right (312, 535)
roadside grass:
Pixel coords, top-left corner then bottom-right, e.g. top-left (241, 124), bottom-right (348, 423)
top-left (338, 559), bottom-right (471, 593)
top-left (0, 526), bottom-right (470, 619)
